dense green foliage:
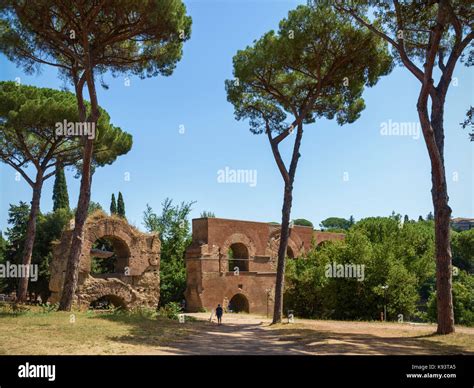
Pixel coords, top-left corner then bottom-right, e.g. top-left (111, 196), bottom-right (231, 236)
top-left (285, 216), bottom-right (474, 326)
top-left (226, 5), bottom-right (393, 137)
top-left (87, 202), bottom-right (104, 215)
top-left (2, 203), bottom-right (71, 301)
top-left (293, 219), bottom-right (314, 228)
top-left (110, 194), bottom-right (117, 215)
top-left (52, 165), bottom-right (70, 212)
top-left (320, 217), bottom-right (353, 231)
top-left (452, 229), bottom-right (474, 273)
top-left (428, 270), bottom-right (474, 326)
top-left (0, 82), bottom-right (133, 172)
top-left (143, 198), bottom-right (194, 307)
top-left (117, 192), bottom-right (126, 218)
top-left (0, 199), bottom-right (108, 298)
top-left (157, 301), bottom-right (184, 320)
top-left (109, 192), bottom-right (125, 217)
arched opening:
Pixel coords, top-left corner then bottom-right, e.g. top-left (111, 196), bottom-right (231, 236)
top-left (286, 246), bottom-right (295, 259)
top-left (90, 235), bottom-right (130, 276)
top-left (89, 294), bottom-right (127, 310)
top-left (317, 240), bottom-right (332, 249)
top-left (228, 243), bottom-right (249, 272)
top-left (229, 293), bottom-right (249, 313)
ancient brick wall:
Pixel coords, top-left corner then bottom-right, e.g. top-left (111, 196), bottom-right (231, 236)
top-left (49, 212), bottom-right (160, 309)
top-left (185, 217), bottom-right (344, 315)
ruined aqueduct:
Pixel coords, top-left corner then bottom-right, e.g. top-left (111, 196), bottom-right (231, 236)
top-left (49, 215), bottom-right (343, 313)
top-left (49, 213), bottom-right (161, 308)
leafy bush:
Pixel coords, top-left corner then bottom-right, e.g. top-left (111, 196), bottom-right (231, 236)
top-left (130, 306), bottom-right (158, 319)
top-left (452, 229), bottom-right (474, 273)
top-left (285, 216), bottom-right (435, 321)
top-left (157, 302), bottom-right (183, 320)
top-left (143, 199), bottom-right (194, 307)
top-left (427, 270), bottom-right (474, 326)
top-left (40, 303), bottom-right (58, 314)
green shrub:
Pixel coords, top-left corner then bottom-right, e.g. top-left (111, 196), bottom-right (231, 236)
top-left (427, 270), bottom-right (474, 326)
top-left (285, 217), bottom-right (435, 321)
top-left (40, 303), bottom-right (58, 314)
top-left (130, 306), bottom-right (157, 319)
top-left (157, 302), bottom-right (183, 320)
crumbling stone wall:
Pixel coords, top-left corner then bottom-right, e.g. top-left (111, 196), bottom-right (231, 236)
top-left (49, 212), bottom-right (160, 309)
top-left (185, 218), bottom-right (344, 314)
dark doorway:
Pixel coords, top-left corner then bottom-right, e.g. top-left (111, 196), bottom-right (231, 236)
top-left (286, 246), bottom-right (295, 259)
top-left (90, 294), bottom-right (126, 310)
top-left (229, 293), bottom-right (250, 313)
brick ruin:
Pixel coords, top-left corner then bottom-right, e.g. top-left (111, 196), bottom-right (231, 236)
top-left (185, 218), bottom-right (344, 315)
top-left (49, 214), bottom-right (343, 313)
top-left (49, 213), bottom-right (161, 309)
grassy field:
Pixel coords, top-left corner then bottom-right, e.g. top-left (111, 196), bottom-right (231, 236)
top-left (0, 307), bottom-right (201, 355)
top-left (0, 308), bottom-right (473, 355)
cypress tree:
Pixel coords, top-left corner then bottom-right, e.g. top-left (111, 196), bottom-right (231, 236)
top-left (52, 164), bottom-right (70, 211)
top-left (349, 215), bottom-right (355, 227)
top-left (117, 192), bottom-right (126, 218)
top-left (110, 194), bottom-right (117, 215)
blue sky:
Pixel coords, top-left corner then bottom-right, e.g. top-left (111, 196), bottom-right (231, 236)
top-left (0, 0), bottom-right (472, 233)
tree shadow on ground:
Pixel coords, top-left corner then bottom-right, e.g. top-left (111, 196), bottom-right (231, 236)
top-left (94, 314), bottom-right (472, 355)
top-left (93, 313), bottom-right (199, 348)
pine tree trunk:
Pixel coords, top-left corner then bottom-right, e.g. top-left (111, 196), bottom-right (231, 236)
top-left (430, 102), bottom-right (455, 334)
top-left (58, 59), bottom-right (99, 311)
top-left (58, 138), bottom-right (94, 311)
top-left (17, 173), bottom-right (43, 302)
top-left (272, 184), bottom-right (293, 324)
top-left (433, 185), bottom-right (454, 334)
top-left (418, 92), bottom-right (455, 334)
top-left (271, 122), bottom-right (304, 324)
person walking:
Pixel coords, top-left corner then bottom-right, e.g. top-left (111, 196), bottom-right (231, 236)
top-left (215, 304), bottom-right (223, 325)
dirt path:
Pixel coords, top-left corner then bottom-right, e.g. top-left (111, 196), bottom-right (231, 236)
top-left (158, 313), bottom-right (302, 355)
top-left (155, 313), bottom-right (474, 355)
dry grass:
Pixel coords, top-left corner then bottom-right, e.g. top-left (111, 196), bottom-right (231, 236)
top-left (1, 309), bottom-right (472, 355)
top-left (0, 308), bottom-right (199, 355)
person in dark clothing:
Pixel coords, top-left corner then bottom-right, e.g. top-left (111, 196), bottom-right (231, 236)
top-left (215, 304), bottom-right (223, 325)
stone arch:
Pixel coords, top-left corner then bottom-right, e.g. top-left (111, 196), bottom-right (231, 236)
top-left (227, 242), bottom-right (249, 272)
top-left (78, 276), bottom-right (139, 308)
top-left (268, 230), bottom-right (301, 259)
top-left (49, 213), bottom-right (160, 309)
top-left (317, 239), bottom-right (333, 249)
top-left (220, 233), bottom-right (256, 273)
top-left (81, 217), bottom-right (139, 275)
top-left (90, 294), bottom-right (127, 309)
top-left (90, 234), bottom-right (131, 275)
